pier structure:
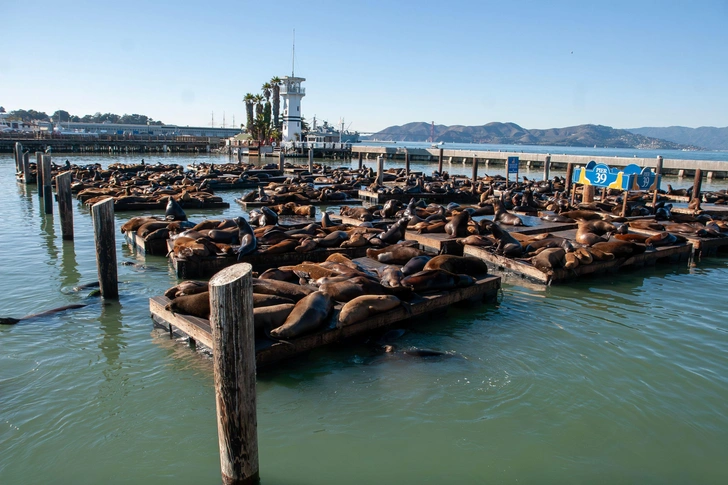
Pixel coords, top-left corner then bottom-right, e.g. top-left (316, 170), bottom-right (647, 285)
top-left (351, 146), bottom-right (728, 179)
top-left (0, 133), bottom-right (218, 154)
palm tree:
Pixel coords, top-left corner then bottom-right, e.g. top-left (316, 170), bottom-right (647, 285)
top-left (262, 82), bottom-right (272, 103)
top-left (270, 77), bottom-right (281, 129)
top-left (253, 94), bottom-right (265, 140)
top-left (243, 93), bottom-right (255, 133)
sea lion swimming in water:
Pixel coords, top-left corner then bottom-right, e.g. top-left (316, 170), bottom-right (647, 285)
top-left (0, 304), bottom-right (88, 325)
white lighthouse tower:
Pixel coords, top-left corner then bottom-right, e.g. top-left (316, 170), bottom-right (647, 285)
top-left (280, 75), bottom-right (306, 143)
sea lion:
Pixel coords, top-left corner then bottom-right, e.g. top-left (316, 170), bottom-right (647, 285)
top-left (591, 240), bottom-right (646, 259)
top-left (137, 221), bottom-right (169, 238)
top-left (337, 295), bottom-right (401, 327)
top-left (260, 238), bottom-right (299, 255)
top-left (269, 291), bottom-right (334, 339)
top-left (445, 211), bottom-right (471, 237)
top-left (253, 293), bottom-right (295, 307)
top-left (258, 268), bottom-right (299, 283)
top-left (564, 251), bottom-right (579, 269)
top-left (367, 245), bottom-right (427, 264)
top-left (340, 232), bottom-right (369, 248)
top-left (486, 222), bottom-right (523, 257)
top-left (0, 304), bottom-right (88, 325)
top-left (401, 255), bottom-right (432, 276)
top-left (375, 218), bottom-right (409, 245)
top-left (235, 216), bottom-right (257, 259)
top-left (558, 210), bottom-right (603, 221)
top-left (320, 276), bottom-right (388, 302)
top-left (260, 206), bottom-right (279, 226)
top-left (379, 266), bottom-right (405, 287)
top-left (401, 269), bottom-right (472, 292)
top-left (530, 248), bottom-right (566, 273)
top-left (575, 220), bottom-right (616, 246)
top-left (456, 235), bottom-right (494, 247)
top-left (164, 280), bottom-right (209, 299)
top-left (614, 233), bottom-right (650, 243)
top-left (382, 199), bottom-right (401, 218)
top-left (252, 278), bottom-right (315, 302)
top-left (383, 345), bottom-right (452, 358)
top-left (295, 238), bottom-right (318, 252)
top-left (254, 303), bottom-right (295, 336)
top-left (165, 292), bottom-right (210, 319)
top-left (121, 216), bottom-right (162, 234)
top-left (423, 255), bottom-right (488, 277)
top-left (644, 232), bottom-right (677, 248)
top-left (494, 197), bottom-right (524, 226)
top-left (165, 196), bottom-right (188, 221)
top-left (314, 230), bottom-right (349, 248)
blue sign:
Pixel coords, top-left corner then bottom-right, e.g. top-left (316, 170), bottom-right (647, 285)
top-left (573, 161), bottom-right (633, 190)
top-left (507, 156), bottom-right (519, 174)
top-left (622, 164), bottom-right (660, 191)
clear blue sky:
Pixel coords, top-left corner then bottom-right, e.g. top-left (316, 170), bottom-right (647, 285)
top-left (2, 0), bottom-right (727, 132)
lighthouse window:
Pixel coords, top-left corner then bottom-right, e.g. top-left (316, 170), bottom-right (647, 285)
top-left (297, 106), bottom-right (299, 112)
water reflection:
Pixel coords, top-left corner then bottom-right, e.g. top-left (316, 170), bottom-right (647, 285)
top-left (99, 301), bottom-right (125, 370)
top-left (60, 240), bottom-right (81, 290)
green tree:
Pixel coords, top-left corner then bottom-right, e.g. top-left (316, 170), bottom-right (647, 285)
top-left (270, 76), bottom-right (281, 129)
top-left (8, 109), bottom-right (50, 122)
top-left (243, 93), bottom-right (255, 134)
top-left (52, 110), bottom-right (72, 123)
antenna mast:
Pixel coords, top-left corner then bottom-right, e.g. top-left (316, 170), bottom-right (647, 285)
top-left (292, 29), bottom-right (296, 76)
top-left (223, 111), bottom-right (226, 128)
top-left (211, 111), bottom-right (214, 128)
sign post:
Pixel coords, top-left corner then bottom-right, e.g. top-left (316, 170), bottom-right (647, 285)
top-left (507, 156), bottom-right (519, 187)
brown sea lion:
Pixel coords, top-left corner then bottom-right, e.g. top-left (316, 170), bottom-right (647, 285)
top-left (137, 221), bottom-right (170, 238)
top-left (295, 238), bottom-right (318, 252)
top-left (485, 222), bottom-right (523, 257)
top-left (0, 304), bottom-right (88, 325)
top-left (531, 248), bottom-right (566, 273)
top-left (575, 220), bottom-right (616, 246)
top-left (367, 245), bottom-right (427, 264)
top-left (401, 255), bottom-right (432, 276)
top-left (591, 240), bottom-right (646, 259)
top-left (253, 293), bottom-right (295, 307)
top-left (379, 266), bottom-right (405, 287)
top-left (254, 303), bottom-right (295, 336)
top-left (258, 268), bottom-right (299, 283)
top-left (337, 295), bottom-right (401, 327)
top-left (456, 235), bottom-right (494, 247)
top-left (401, 269), bottom-right (473, 292)
top-left (626, 220), bottom-right (665, 231)
top-left (164, 280), bottom-right (209, 299)
top-left (260, 238), bottom-right (299, 255)
top-left (340, 232), bottom-right (369, 248)
top-left (564, 251), bottom-right (579, 269)
top-left (445, 211), bottom-right (471, 237)
top-left (413, 221), bottom-right (447, 234)
top-left (423, 255), bottom-right (488, 277)
top-left (559, 210), bottom-right (603, 221)
top-left (314, 230), bottom-right (349, 248)
top-left (252, 278), bottom-right (314, 302)
top-left (319, 276), bottom-right (387, 302)
top-left (644, 232), bottom-right (677, 247)
top-left (165, 292), bottom-right (210, 319)
top-left (121, 216), bottom-right (162, 234)
top-left (269, 291), bottom-right (334, 339)
top-left (614, 233), bottom-right (650, 243)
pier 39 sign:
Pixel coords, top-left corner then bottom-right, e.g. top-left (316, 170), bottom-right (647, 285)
top-left (573, 161), bottom-right (659, 191)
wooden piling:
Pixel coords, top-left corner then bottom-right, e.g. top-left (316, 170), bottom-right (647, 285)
top-left (651, 156), bottom-right (663, 214)
top-left (543, 154), bottom-right (551, 181)
top-left (308, 148), bottom-right (314, 173)
top-left (56, 171), bottom-right (74, 240)
top-left (471, 157), bottom-right (478, 182)
top-left (438, 148), bottom-right (443, 174)
top-left (565, 163), bottom-right (574, 195)
top-left (42, 155), bottom-right (53, 214)
top-left (209, 263), bottom-right (259, 485)
top-left (692, 169), bottom-right (703, 210)
top-left (22, 152), bottom-right (30, 184)
top-left (91, 198), bottom-right (118, 299)
top-left (583, 185), bottom-right (595, 204)
top-left (358, 151), bottom-right (363, 170)
top-left (377, 156), bottom-right (384, 185)
top-left (621, 190), bottom-right (630, 217)
top-left (278, 151), bottom-right (284, 172)
top-left (14, 142), bottom-right (22, 172)
top-left (404, 150), bottom-right (410, 176)
top-left (36, 152), bottom-right (44, 198)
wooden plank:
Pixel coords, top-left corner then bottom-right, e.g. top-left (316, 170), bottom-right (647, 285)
top-left (626, 225), bottom-right (728, 257)
top-left (150, 297), bottom-right (213, 348)
top-left (123, 231), bottom-right (169, 256)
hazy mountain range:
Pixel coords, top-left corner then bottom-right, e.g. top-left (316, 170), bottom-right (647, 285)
top-left (366, 122), bottom-right (705, 150)
top-left (626, 126), bottom-right (728, 151)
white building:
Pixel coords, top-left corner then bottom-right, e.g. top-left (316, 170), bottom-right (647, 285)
top-left (280, 76), bottom-right (305, 142)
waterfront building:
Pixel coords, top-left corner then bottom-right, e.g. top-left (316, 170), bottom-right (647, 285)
top-left (55, 122), bottom-right (240, 138)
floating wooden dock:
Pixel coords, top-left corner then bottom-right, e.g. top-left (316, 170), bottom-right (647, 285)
top-left (170, 246), bottom-right (371, 279)
top-left (672, 203), bottom-right (728, 218)
top-left (357, 189), bottom-right (475, 205)
top-left (123, 231), bottom-right (169, 256)
top-left (90, 200), bottom-right (230, 212)
top-left (463, 233), bottom-right (693, 285)
top-left (149, 259), bottom-right (501, 367)
top-left (235, 198), bottom-right (363, 209)
top-left (627, 226), bottom-right (728, 258)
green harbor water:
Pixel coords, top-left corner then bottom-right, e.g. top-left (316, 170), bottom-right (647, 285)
top-left (1, 153), bottom-right (727, 484)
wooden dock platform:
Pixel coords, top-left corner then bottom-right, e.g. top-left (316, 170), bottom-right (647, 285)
top-left (672, 204), bottom-right (728, 218)
top-left (149, 260), bottom-right (501, 367)
top-left (123, 231), bottom-right (169, 256)
top-left (91, 200), bottom-right (230, 212)
top-left (171, 246), bottom-right (371, 279)
top-left (235, 198), bottom-right (363, 209)
top-left (627, 226), bottom-right (728, 258)
top-left (357, 189), bottom-right (475, 205)
top-left (463, 233), bottom-right (693, 285)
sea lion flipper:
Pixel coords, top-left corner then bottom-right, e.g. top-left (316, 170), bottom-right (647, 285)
top-left (0, 317), bottom-right (20, 325)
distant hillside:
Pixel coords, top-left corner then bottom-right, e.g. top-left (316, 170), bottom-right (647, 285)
top-left (369, 122), bottom-right (700, 150)
top-left (627, 126), bottom-right (728, 150)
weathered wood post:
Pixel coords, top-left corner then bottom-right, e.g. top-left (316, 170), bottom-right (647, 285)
top-left (56, 171), bottom-right (74, 240)
top-left (357, 151), bottom-right (363, 170)
top-left (278, 150), bottom-right (284, 172)
top-left (308, 148), bottom-right (314, 173)
top-left (42, 155), bottom-right (53, 214)
top-left (621, 190), bottom-right (630, 217)
top-left (583, 185), bottom-right (595, 204)
top-left (471, 157), bottom-right (479, 182)
top-left (565, 163), bottom-right (574, 195)
top-left (14, 142), bottom-right (22, 172)
top-left (91, 198), bottom-right (118, 299)
top-left (543, 154), bottom-right (551, 181)
top-left (651, 155), bottom-right (663, 214)
top-left (404, 149), bottom-right (410, 176)
top-left (36, 152), bottom-right (44, 198)
top-left (692, 168), bottom-right (703, 210)
top-left (377, 155), bottom-right (384, 185)
top-left (22, 152), bottom-right (31, 184)
top-left (438, 148), bottom-right (444, 174)
top-left (209, 263), bottom-right (259, 485)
